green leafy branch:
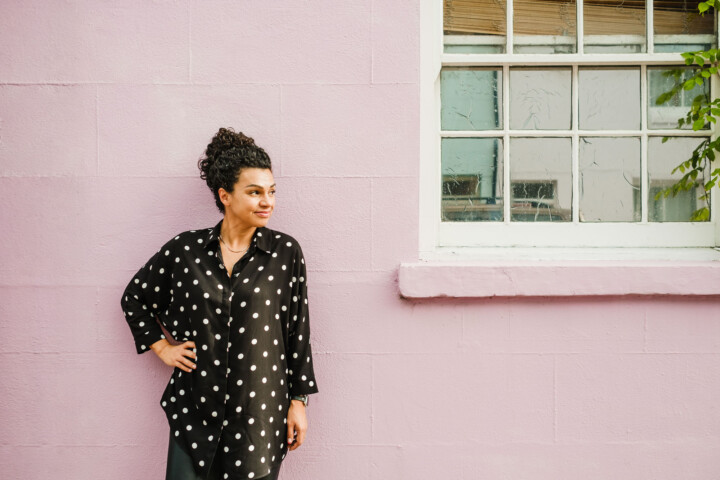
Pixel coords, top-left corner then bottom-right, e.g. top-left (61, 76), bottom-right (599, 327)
top-left (654, 2), bottom-right (718, 221)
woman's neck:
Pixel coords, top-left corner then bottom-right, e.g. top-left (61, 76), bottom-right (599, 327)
top-left (219, 217), bottom-right (256, 249)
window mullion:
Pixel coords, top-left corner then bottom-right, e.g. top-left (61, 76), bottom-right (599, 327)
top-left (647, 0), bottom-right (654, 54)
top-left (503, 63), bottom-right (511, 223)
top-left (572, 63), bottom-right (579, 223)
top-left (577, 0), bottom-right (584, 55)
top-left (641, 63), bottom-right (649, 223)
top-left (506, 0), bottom-right (514, 54)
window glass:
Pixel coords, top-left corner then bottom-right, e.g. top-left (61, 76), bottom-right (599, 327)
top-left (579, 137), bottom-right (641, 222)
top-left (654, 0), bottom-right (715, 52)
top-left (444, 0), bottom-right (506, 53)
top-left (509, 68), bottom-right (572, 130)
top-left (514, 0), bottom-right (577, 53)
top-left (647, 66), bottom-right (710, 129)
top-left (579, 68), bottom-right (641, 130)
top-left (510, 137), bottom-right (572, 222)
top-left (647, 137), bottom-right (710, 222)
top-left (584, 0), bottom-right (646, 53)
top-left (441, 138), bottom-right (504, 221)
top-left (441, 68), bottom-right (503, 131)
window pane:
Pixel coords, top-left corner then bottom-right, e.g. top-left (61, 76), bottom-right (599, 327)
top-left (510, 137), bottom-right (572, 222)
top-left (442, 138), bottom-right (504, 221)
top-left (579, 68), bottom-right (640, 130)
top-left (647, 66), bottom-right (710, 129)
top-left (514, 0), bottom-right (577, 53)
top-left (441, 68), bottom-right (503, 131)
top-left (444, 0), bottom-right (506, 53)
top-left (654, 0), bottom-right (715, 52)
top-left (584, 0), bottom-right (646, 53)
top-left (647, 137), bottom-right (710, 222)
top-left (579, 137), bottom-right (641, 222)
top-left (510, 68), bottom-right (572, 130)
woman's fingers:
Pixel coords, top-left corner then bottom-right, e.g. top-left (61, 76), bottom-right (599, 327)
top-left (182, 341), bottom-right (197, 359)
top-left (178, 353), bottom-right (196, 370)
top-left (294, 428), bottom-right (306, 449)
top-left (287, 420), bottom-right (296, 446)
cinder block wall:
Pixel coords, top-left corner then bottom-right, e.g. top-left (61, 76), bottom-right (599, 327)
top-left (1, 2), bottom-right (719, 479)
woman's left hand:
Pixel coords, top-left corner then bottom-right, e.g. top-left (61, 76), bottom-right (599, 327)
top-left (286, 400), bottom-right (308, 451)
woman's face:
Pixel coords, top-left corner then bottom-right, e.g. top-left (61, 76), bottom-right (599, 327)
top-left (219, 168), bottom-right (275, 228)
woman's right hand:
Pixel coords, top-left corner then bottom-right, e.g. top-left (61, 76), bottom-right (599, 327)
top-left (150, 339), bottom-right (197, 372)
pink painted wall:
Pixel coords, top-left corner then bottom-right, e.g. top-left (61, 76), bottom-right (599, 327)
top-left (2, 1), bottom-right (720, 479)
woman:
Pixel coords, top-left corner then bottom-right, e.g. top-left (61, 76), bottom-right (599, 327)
top-left (121, 128), bottom-right (318, 480)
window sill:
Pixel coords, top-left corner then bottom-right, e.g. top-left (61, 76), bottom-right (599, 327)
top-left (399, 248), bottom-right (720, 298)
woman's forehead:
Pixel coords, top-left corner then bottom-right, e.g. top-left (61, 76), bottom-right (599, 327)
top-left (237, 168), bottom-right (274, 187)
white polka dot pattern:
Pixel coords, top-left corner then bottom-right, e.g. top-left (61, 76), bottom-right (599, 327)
top-left (121, 222), bottom-right (318, 479)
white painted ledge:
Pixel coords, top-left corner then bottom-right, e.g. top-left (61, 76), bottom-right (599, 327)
top-left (399, 250), bottom-right (720, 297)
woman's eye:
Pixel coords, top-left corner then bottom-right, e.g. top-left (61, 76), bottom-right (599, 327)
top-left (269, 190), bottom-right (276, 195)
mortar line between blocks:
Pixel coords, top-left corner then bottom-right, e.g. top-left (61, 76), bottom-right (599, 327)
top-left (370, 0), bottom-right (375, 85)
top-left (553, 354), bottom-right (558, 443)
top-left (278, 86), bottom-right (284, 177)
top-left (187, 0), bottom-right (192, 83)
top-left (370, 356), bottom-right (375, 444)
top-left (370, 178), bottom-right (374, 269)
top-left (95, 85), bottom-right (100, 175)
top-left (643, 307), bottom-right (648, 353)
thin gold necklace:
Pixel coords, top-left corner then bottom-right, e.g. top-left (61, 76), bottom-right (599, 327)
top-left (219, 234), bottom-right (250, 254)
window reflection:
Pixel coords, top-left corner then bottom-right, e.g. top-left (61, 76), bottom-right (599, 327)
top-left (441, 138), bottom-right (504, 222)
top-left (647, 66), bottom-right (710, 130)
top-left (646, 137), bottom-right (710, 222)
top-left (510, 137), bottom-right (572, 222)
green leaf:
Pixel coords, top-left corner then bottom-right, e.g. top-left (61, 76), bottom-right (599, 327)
top-left (656, 92), bottom-right (672, 105)
top-left (693, 117), bottom-right (707, 129)
top-left (692, 208), bottom-right (710, 222)
top-left (695, 76), bottom-right (705, 86)
top-left (699, 2), bottom-right (710, 13)
top-left (662, 136), bottom-right (669, 143)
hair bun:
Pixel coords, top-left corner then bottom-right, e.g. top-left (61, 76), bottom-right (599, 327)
top-left (204, 127), bottom-right (256, 161)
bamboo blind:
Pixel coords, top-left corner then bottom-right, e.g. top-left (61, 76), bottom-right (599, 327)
top-left (444, 0), bottom-right (713, 36)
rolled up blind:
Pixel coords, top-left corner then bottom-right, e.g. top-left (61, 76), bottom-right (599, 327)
top-left (444, 0), bottom-right (713, 36)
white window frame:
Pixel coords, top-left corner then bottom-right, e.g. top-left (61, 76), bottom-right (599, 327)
top-left (420, 0), bottom-right (720, 257)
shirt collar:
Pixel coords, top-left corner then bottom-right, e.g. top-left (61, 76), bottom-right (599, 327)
top-left (203, 220), bottom-right (272, 254)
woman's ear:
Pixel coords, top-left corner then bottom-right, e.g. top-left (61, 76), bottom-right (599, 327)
top-left (218, 188), bottom-right (231, 207)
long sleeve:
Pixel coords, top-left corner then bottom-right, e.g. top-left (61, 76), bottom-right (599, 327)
top-left (285, 245), bottom-right (319, 396)
top-left (120, 243), bottom-right (174, 354)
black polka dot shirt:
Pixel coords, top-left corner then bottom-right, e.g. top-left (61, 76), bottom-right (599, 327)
top-left (121, 221), bottom-right (319, 479)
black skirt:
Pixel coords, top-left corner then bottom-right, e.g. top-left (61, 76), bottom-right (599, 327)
top-left (165, 430), bottom-right (281, 480)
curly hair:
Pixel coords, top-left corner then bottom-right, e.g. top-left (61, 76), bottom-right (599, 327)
top-left (198, 128), bottom-right (272, 213)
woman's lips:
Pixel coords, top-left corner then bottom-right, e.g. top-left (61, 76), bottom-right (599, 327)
top-left (255, 211), bottom-right (271, 218)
